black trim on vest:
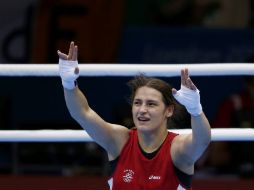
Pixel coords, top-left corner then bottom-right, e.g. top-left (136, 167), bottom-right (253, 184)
top-left (173, 165), bottom-right (193, 188)
top-left (108, 157), bottom-right (119, 176)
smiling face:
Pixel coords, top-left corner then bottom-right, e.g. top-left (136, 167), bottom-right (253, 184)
top-left (132, 86), bottom-right (174, 133)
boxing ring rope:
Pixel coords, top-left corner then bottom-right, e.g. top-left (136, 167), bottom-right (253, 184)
top-left (0, 63), bottom-right (254, 142)
top-left (0, 129), bottom-right (253, 142)
top-left (0, 63), bottom-right (254, 77)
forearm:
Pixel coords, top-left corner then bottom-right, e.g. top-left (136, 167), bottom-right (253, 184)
top-left (191, 112), bottom-right (211, 149)
top-left (63, 86), bottom-right (129, 154)
top-left (177, 112), bottom-right (211, 164)
top-left (64, 86), bottom-right (90, 120)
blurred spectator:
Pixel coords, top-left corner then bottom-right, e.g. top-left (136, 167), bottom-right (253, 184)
top-left (150, 0), bottom-right (252, 28)
top-left (119, 0), bottom-right (221, 26)
top-left (152, 0), bottom-right (196, 26)
top-left (151, 0), bottom-right (220, 26)
top-left (208, 75), bottom-right (254, 177)
top-left (203, 0), bottom-right (251, 28)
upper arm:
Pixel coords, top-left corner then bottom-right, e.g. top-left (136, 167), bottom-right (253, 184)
top-left (77, 107), bottom-right (130, 160)
top-left (171, 134), bottom-right (194, 174)
top-left (64, 87), bottom-right (130, 160)
top-left (171, 133), bottom-right (209, 175)
top-left (171, 113), bottom-right (211, 174)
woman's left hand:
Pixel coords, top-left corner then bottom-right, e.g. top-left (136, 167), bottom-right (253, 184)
top-left (172, 68), bottom-right (202, 116)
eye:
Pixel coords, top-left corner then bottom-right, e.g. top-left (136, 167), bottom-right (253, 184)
top-left (133, 101), bottom-right (141, 106)
top-left (147, 102), bottom-right (156, 107)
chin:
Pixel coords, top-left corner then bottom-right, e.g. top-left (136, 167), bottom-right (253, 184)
top-left (136, 124), bottom-right (153, 132)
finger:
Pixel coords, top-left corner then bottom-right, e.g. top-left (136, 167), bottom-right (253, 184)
top-left (68, 41), bottom-right (74, 60)
top-left (181, 68), bottom-right (189, 86)
top-left (183, 68), bottom-right (191, 88)
top-left (172, 88), bottom-right (178, 95)
top-left (187, 78), bottom-right (197, 90)
top-left (185, 69), bottom-right (197, 90)
top-left (57, 50), bottom-right (68, 60)
top-left (181, 69), bottom-right (186, 86)
top-left (73, 45), bottom-right (78, 61)
top-left (184, 68), bottom-right (189, 81)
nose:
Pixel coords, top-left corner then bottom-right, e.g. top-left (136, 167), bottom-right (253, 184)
top-left (139, 104), bottom-right (148, 113)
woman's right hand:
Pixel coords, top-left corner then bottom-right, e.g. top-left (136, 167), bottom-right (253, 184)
top-left (57, 41), bottom-right (80, 90)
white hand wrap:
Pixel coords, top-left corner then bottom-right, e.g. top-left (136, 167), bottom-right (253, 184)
top-left (59, 59), bottom-right (79, 90)
top-left (173, 85), bottom-right (202, 116)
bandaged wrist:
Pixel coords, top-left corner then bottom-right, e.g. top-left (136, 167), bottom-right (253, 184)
top-left (173, 85), bottom-right (203, 116)
top-left (62, 79), bottom-right (77, 90)
top-left (186, 102), bottom-right (202, 117)
top-left (59, 59), bottom-right (79, 90)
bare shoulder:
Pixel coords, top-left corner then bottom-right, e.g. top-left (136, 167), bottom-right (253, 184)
top-left (107, 123), bottom-right (130, 161)
top-left (111, 123), bottom-right (130, 143)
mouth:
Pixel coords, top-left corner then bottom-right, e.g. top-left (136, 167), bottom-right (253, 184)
top-left (137, 116), bottom-right (150, 122)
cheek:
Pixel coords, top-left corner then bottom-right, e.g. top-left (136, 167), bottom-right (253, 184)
top-left (132, 107), bottom-right (137, 116)
top-left (131, 106), bottom-right (135, 113)
top-left (152, 109), bottom-right (164, 118)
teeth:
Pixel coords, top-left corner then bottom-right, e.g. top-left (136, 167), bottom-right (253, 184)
top-left (138, 117), bottom-right (149, 121)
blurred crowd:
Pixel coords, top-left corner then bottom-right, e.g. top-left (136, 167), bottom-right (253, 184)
top-left (198, 75), bottom-right (254, 178)
top-left (126, 0), bottom-right (253, 28)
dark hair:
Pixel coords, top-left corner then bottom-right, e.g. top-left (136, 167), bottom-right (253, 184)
top-left (127, 74), bottom-right (191, 129)
top-left (127, 75), bottom-right (175, 106)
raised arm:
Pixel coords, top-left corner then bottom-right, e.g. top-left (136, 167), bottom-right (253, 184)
top-left (57, 42), bottom-right (129, 160)
top-left (171, 68), bottom-right (211, 174)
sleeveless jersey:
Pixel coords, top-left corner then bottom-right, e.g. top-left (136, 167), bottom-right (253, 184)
top-left (107, 129), bottom-right (192, 190)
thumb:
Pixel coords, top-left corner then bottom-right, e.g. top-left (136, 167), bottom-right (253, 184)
top-left (172, 88), bottom-right (178, 95)
top-left (57, 50), bottom-right (68, 60)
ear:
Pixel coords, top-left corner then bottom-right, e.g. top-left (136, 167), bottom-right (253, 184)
top-left (166, 105), bottom-right (174, 118)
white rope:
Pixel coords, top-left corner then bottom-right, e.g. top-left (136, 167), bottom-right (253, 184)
top-left (0, 129), bottom-right (253, 142)
top-left (0, 64), bottom-right (253, 142)
top-left (0, 63), bottom-right (253, 77)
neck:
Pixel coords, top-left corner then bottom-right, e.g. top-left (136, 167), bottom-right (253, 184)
top-left (138, 127), bottom-right (168, 153)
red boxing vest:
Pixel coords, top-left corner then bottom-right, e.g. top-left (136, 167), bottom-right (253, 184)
top-left (108, 129), bottom-right (192, 190)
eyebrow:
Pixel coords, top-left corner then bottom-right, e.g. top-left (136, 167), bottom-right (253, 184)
top-left (134, 99), bottom-right (159, 103)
